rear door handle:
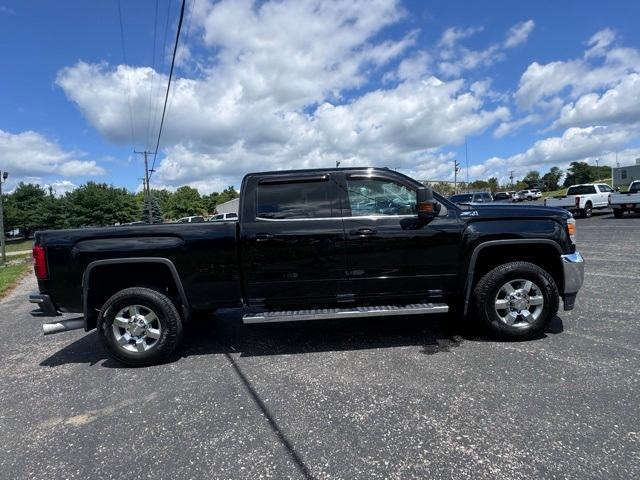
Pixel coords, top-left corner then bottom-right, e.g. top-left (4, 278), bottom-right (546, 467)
top-left (349, 227), bottom-right (377, 236)
top-left (255, 233), bottom-right (274, 242)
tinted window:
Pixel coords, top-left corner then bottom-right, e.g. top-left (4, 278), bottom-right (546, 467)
top-left (494, 193), bottom-right (508, 200)
top-left (450, 194), bottom-right (473, 203)
top-left (191, 216), bottom-right (205, 223)
top-left (226, 213), bottom-right (238, 219)
top-left (629, 182), bottom-right (640, 193)
top-left (347, 177), bottom-right (416, 216)
top-left (598, 184), bottom-right (613, 192)
top-left (482, 193), bottom-right (493, 201)
top-left (257, 180), bottom-right (331, 219)
top-left (567, 185), bottom-right (596, 195)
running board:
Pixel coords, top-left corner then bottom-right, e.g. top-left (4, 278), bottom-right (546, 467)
top-left (243, 303), bottom-right (449, 324)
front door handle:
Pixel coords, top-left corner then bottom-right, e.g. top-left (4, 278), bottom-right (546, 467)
top-left (349, 227), bottom-right (377, 236)
top-left (255, 233), bottom-right (274, 242)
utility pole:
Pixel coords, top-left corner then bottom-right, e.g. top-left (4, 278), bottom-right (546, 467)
top-left (0, 170), bottom-right (8, 266)
top-left (509, 171), bottom-right (514, 189)
top-left (465, 136), bottom-right (469, 192)
top-left (454, 160), bottom-right (461, 194)
top-left (135, 151), bottom-right (154, 223)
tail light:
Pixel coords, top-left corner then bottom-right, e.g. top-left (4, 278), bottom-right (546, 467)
top-left (575, 196), bottom-right (580, 207)
top-left (33, 244), bottom-right (48, 280)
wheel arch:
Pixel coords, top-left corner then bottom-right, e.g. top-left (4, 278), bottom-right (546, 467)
top-left (463, 240), bottom-right (563, 315)
top-left (82, 258), bottom-right (191, 331)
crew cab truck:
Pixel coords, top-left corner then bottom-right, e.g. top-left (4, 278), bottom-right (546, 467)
top-left (544, 183), bottom-right (613, 218)
top-left (30, 168), bottom-right (585, 366)
top-left (609, 181), bottom-right (640, 218)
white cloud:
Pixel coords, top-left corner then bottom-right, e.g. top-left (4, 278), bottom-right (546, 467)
top-left (554, 73), bottom-right (640, 128)
top-left (0, 130), bottom-right (106, 185)
top-left (57, 0), bottom-right (511, 192)
top-left (515, 29), bottom-right (640, 109)
top-left (504, 20), bottom-right (535, 48)
top-left (437, 20), bottom-right (534, 77)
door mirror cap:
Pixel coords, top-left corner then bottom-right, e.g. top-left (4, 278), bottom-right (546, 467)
top-left (417, 187), bottom-right (440, 223)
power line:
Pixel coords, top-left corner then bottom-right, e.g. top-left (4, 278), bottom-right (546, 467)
top-left (149, 0), bottom-right (187, 180)
top-left (148, 0), bottom-right (174, 153)
top-left (117, 0), bottom-right (136, 146)
top-left (144, 0), bottom-right (160, 151)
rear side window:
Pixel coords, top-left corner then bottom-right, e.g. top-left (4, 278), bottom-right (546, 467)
top-left (567, 185), bottom-right (596, 195)
top-left (256, 180), bottom-right (331, 219)
top-left (226, 213), bottom-right (238, 219)
top-left (630, 182), bottom-right (640, 193)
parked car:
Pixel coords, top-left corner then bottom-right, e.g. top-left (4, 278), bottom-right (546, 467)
top-left (176, 216), bottom-right (205, 223)
top-left (493, 192), bottom-right (511, 202)
top-left (544, 183), bottom-right (613, 218)
top-left (30, 167), bottom-right (584, 366)
top-left (209, 212), bottom-right (239, 221)
top-left (609, 180), bottom-right (640, 218)
top-left (515, 190), bottom-right (539, 201)
top-left (448, 192), bottom-right (493, 205)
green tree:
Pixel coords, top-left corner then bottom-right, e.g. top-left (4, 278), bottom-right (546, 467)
top-left (64, 182), bottom-right (138, 227)
top-left (487, 177), bottom-right (499, 193)
top-left (167, 186), bottom-right (205, 219)
top-left (541, 166), bottom-right (563, 191)
top-left (204, 186), bottom-right (239, 213)
top-left (4, 183), bottom-right (49, 237)
top-left (468, 180), bottom-right (490, 190)
top-left (140, 193), bottom-right (164, 224)
top-left (523, 170), bottom-right (541, 187)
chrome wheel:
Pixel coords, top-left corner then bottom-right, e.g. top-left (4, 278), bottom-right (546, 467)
top-left (112, 305), bottom-right (162, 353)
top-left (494, 278), bottom-right (544, 327)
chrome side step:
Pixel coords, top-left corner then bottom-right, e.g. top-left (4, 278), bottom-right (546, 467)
top-left (243, 303), bottom-right (449, 324)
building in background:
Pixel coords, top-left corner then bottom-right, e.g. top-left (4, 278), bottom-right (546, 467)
top-left (215, 197), bottom-right (239, 214)
top-left (612, 159), bottom-right (640, 188)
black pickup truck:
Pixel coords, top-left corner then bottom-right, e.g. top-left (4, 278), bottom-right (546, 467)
top-left (30, 167), bottom-right (584, 366)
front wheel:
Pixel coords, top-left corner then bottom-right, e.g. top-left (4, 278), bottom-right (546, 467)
top-left (98, 287), bottom-right (184, 366)
top-left (473, 261), bottom-right (559, 339)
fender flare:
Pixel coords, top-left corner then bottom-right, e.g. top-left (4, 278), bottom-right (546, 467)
top-left (463, 239), bottom-right (563, 315)
top-left (82, 257), bottom-right (191, 331)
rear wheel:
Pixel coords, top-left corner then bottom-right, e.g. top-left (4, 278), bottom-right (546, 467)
top-left (98, 287), bottom-right (184, 366)
top-left (613, 209), bottom-right (624, 218)
top-left (583, 202), bottom-right (593, 218)
top-left (473, 261), bottom-right (559, 339)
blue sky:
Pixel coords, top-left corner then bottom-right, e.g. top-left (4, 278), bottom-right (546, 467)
top-left (1, 0), bottom-right (639, 194)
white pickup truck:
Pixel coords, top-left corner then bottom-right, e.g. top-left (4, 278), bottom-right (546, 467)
top-left (544, 183), bottom-right (613, 218)
top-left (609, 181), bottom-right (640, 218)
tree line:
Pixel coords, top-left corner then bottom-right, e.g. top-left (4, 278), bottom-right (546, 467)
top-left (2, 182), bottom-right (239, 236)
top-left (429, 161), bottom-right (612, 196)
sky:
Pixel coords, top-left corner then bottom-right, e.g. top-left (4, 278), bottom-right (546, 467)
top-left (1, 0), bottom-right (640, 195)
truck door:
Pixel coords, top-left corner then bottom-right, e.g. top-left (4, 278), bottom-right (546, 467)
top-left (240, 173), bottom-right (349, 307)
top-left (337, 171), bottom-right (463, 301)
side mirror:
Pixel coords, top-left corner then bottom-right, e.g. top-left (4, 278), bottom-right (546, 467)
top-left (417, 187), bottom-right (440, 224)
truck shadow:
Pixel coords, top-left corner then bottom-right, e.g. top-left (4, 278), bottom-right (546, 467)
top-left (39, 312), bottom-right (564, 368)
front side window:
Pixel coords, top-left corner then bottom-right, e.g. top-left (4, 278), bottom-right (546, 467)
top-left (346, 177), bottom-right (416, 217)
top-left (450, 194), bottom-right (472, 203)
top-left (598, 185), bottom-right (613, 192)
top-left (257, 180), bottom-right (331, 219)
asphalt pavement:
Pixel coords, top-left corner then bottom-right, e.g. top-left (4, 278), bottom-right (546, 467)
top-left (1, 213), bottom-right (639, 479)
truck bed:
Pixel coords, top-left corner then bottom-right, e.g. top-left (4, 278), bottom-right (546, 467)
top-left (35, 222), bottom-right (242, 313)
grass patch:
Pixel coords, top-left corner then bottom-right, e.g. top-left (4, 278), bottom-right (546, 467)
top-left (5, 238), bottom-right (34, 253)
top-left (0, 260), bottom-right (30, 298)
